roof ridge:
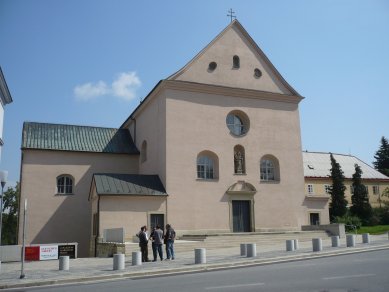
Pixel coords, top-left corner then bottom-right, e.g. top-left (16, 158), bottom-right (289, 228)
top-left (24, 121), bottom-right (122, 131)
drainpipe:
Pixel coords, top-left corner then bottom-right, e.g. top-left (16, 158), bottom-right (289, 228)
top-left (94, 195), bottom-right (101, 257)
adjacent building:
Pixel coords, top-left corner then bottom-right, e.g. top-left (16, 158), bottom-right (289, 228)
top-left (19, 20), bottom-right (327, 257)
top-left (303, 151), bottom-right (389, 222)
top-left (0, 67), bottom-right (13, 161)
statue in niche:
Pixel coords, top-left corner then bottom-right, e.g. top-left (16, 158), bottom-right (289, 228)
top-left (234, 151), bottom-right (244, 174)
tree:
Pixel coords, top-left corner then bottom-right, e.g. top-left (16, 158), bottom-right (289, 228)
top-left (373, 136), bottom-right (389, 177)
top-left (328, 154), bottom-right (348, 221)
top-left (350, 164), bottom-right (372, 224)
top-left (1, 182), bottom-right (19, 245)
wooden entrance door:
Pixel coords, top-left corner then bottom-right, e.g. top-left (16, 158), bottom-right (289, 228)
top-left (232, 200), bottom-right (251, 232)
top-left (150, 214), bottom-right (164, 231)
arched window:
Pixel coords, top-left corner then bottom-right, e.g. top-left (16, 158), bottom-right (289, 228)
top-left (141, 140), bottom-right (147, 163)
top-left (234, 145), bottom-right (245, 174)
top-left (57, 175), bottom-right (73, 194)
top-left (197, 151), bottom-right (219, 179)
top-left (260, 155), bottom-right (280, 182)
top-left (233, 55), bottom-right (240, 69)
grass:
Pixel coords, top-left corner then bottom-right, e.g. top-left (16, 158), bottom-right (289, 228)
top-left (356, 225), bottom-right (389, 235)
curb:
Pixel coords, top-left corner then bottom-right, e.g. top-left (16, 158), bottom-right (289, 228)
top-left (1, 244), bottom-right (389, 289)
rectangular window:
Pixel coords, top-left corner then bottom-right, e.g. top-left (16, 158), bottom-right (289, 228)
top-left (365, 185), bottom-right (369, 194)
top-left (308, 184), bottom-right (314, 194)
top-left (373, 185), bottom-right (379, 195)
top-left (324, 185), bottom-right (331, 194)
top-left (350, 185), bottom-right (354, 194)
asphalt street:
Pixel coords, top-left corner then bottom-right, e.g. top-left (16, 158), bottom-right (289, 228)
top-left (7, 249), bottom-right (389, 292)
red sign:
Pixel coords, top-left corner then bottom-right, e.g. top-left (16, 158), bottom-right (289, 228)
top-left (25, 246), bottom-right (40, 261)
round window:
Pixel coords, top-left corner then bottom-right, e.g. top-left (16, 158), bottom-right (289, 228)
top-left (254, 68), bottom-right (262, 78)
top-left (226, 111), bottom-right (250, 136)
top-left (208, 62), bottom-right (217, 72)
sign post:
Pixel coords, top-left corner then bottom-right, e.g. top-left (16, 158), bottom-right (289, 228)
top-left (20, 199), bottom-right (27, 279)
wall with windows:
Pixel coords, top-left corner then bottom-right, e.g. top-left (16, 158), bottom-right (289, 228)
top-left (19, 150), bottom-right (138, 257)
top-left (163, 87), bottom-right (306, 233)
top-left (304, 178), bottom-right (389, 208)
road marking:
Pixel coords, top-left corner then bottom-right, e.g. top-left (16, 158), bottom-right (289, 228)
top-left (205, 282), bottom-right (265, 290)
top-left (323, 273), bottom-right (375, 280)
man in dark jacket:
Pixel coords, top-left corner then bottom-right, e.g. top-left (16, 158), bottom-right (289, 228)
top-left (165, 224), bottom-right (176, 260)
top-left (138, 226), bottom-right (149, 262)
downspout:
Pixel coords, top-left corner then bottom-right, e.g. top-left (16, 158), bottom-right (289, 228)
top-left (94, 195), bottom-right (101, 257)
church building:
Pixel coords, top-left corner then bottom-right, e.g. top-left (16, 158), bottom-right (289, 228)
top-left (18, 20), bottom-right (327, 257)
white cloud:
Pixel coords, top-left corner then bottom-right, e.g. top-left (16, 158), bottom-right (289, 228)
top-left (112, 72), bottom-right (141, 101)
top-left (74, 81), bottom-right (108, 101)
top-left (74, 71), bottom-right (141, 102)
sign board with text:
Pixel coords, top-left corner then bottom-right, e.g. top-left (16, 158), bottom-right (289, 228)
top-left (39, 245), bottom-right (58, 261)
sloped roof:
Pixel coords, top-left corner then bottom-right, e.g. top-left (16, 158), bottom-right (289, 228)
top-left (303, 151), bottom-right (389, 180)
top-left (0, 67), bottom-right (13, 106)
top-left (93, 173), bottom-right (167, 196)
top-left (22, 122), bottom-right (139, 154)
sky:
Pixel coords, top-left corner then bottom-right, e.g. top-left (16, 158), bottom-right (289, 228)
top-left (1, 0), bottom-right (388, 187)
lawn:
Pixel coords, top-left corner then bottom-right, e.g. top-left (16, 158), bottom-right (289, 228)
top-left (356, 225), bottom-right (389, 235)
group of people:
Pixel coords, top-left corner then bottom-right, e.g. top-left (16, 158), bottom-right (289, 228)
top-left (137, 224), bottom-right (176, 262)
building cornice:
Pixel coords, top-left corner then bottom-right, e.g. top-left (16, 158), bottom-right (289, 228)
top-left (0, 67), bottom-right (13, 106)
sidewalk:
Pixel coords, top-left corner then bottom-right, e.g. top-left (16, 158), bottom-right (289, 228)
top-left (1, 234), bottom-right (388, 289)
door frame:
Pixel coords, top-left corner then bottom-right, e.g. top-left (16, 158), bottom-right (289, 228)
top-left (228, 194), bottom-right (255, 232)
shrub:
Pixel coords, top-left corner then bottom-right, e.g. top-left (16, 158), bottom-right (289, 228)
top-left (334, 215), bottom-right (362, 231)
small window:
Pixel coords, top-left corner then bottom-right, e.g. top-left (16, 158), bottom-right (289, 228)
top-left (373, 185), bottom-right (379, 195)
top-left (226, 110), bottom-right (249, 136)
top-left (141, 140), bottom-right (147, 163)
top-left (234, 145), bottom-right (245, 174)
top-left (233, 55), bottom-right (240, 69)
top-left (260, 155), bottom-right (280, 182)
top-left (197, 151), bottom-right (219, 180)
top-left (365, 185), bottom-right (369, 194)
top-left (208, 62), bottom-right (217, 72)
top-left (57, 175), bottom-right (73, 194)
top-left (307, 184), bottom-right (314, 194)
top-left (324, 184), bottom-right (331, 194)
top-left (254, 68), bottom-right (262, 78)
top-left (350, 185), bottom-right (354, 194)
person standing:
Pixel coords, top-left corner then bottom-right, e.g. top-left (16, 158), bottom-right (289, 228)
top-left (165, 224), bottom-right (176, 260)
top-left (152, 225), bottom-right (164, 261)
top-left (138, 226), bottom-right (150, 262)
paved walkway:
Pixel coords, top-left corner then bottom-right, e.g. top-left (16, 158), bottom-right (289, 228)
top-left (1, 234), bottom-right (388, 289)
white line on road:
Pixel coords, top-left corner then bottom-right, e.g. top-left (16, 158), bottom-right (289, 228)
top-left (322, 273), bottom-right (376, 280)
top-left (205, 282), bottom-right (265, 290)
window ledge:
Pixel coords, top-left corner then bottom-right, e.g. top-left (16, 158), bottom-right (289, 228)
top-left (233, 173), bottom-right (247, 176)
top-left (55, 193), bottom-right (75, 196)
top-left (260, 180), bottom-right (280, 184)
top-left (196, 178), bottom-right (219, 182)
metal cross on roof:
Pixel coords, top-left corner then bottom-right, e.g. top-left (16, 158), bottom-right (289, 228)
top-left (227, 8), bottom-right (236, 22)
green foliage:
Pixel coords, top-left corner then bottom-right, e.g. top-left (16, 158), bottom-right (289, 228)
top-left (350, 164), bottom-right (372, 224)
top-left (373, 136), bottom-right (389, 176)
top-left (1, 182), bottom-right (19, 245)
top-left (328, 154), bottom-right (348, 221)
top-left (357, 225), bottom-right (389, 235)
top-left (371, 206), bottom-right (389, 225)
top-left (333, 214), bottom-right (362, 231)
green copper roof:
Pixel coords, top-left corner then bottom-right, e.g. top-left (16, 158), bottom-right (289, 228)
top-left (22, 122), bottom-right (139, 154)
top-left (93, 173), bottom-right (167, 196)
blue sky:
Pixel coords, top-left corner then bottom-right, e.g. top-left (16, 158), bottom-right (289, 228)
top-left (1, 0), bottom-right (388, 186)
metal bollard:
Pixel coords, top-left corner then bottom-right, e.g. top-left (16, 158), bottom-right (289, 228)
top-left (286, 240), bottom-right (294, 251)
top-left (240, 243), bottom-right (247, 256)
top-left (331, 235), bottom-right (340, 247)
top-left (294, 239), bottom-right (299, 250)
top-left (113, 253), bottom-right (125, 270)
top-left (59, 256), bottom-right (69, 271)
top-left (246, 243), bottom-right (256, 257)
top-left (362, 233), bottom-right (370, 244)
top-left (346, 234), bottom-right (356, 247)
top-left (312, 238), bottom-right (322, 252)
top-left (132, 251), bottom-right (142, 266)
top-left (194, 248), bottom-right (206, 264)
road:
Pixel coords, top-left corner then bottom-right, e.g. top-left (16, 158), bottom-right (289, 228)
top-left (8, 249), bottom-right (389, 292)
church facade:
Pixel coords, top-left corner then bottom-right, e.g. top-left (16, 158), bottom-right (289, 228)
top-left (19, 21), bottom-right (327, 257)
